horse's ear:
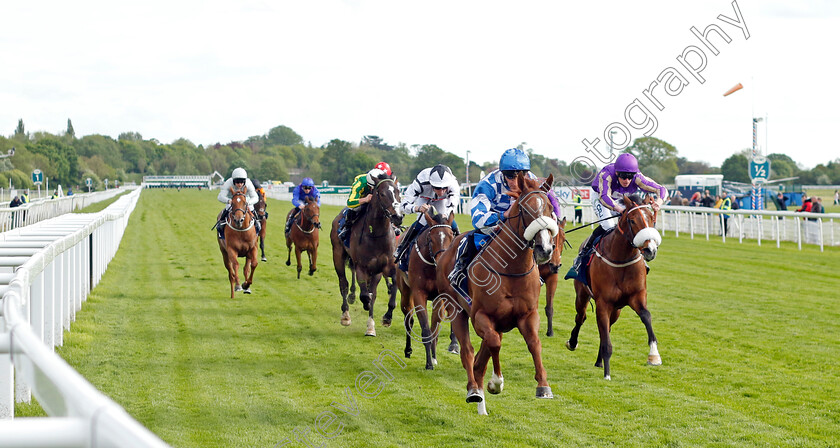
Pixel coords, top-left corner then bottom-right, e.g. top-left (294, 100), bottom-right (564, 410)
top-left (229, 186), bottom-right (235, 194)
top-left (559, 216), bottom-right (566, 229)
top-left (541, 174), bottom-right (554, 192)
top-left (423, 208), bottom-right (436, 226)
top-left (622, 194), bottom-right (632, 209)
top-left (446, 211), bottom-right (455, 225)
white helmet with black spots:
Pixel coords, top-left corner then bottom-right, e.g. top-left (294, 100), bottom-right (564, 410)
top-left (429, 164), bottom-right (454, 189)
top-left (366, 168), bottom-right (387, 187)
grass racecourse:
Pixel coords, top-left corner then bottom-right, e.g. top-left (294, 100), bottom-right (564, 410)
top-left (16, 189), bottom-right (840, 448)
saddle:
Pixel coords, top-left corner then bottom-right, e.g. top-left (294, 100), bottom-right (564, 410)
top-left (566, 228), bottom-right (614, 286)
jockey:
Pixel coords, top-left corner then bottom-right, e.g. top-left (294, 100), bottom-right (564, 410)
top-left (394, 164), bottom-right (461, 271)
top-left (448, 148), bottom-right (562, 285)
top-left (216, 167), bottom-right (261, 238)
top-left (566, 152), bottom-right (666, 279)
top-left (285, 177), bottom-right (321, 235)
top-left (251, 177), bottom-right (265, 200)
top-left (337, 162), bottom-right (393, 243)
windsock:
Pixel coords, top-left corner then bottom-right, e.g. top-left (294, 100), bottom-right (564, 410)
top-left (723, 83), bottom-right (743, 97)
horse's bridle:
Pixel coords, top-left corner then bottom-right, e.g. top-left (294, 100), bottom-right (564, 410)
top-left (505, 189), bottom-right (557, 250)
top-left (414, 224), bottom-right (453, 266)
top-left (363, 178), bottom-right (400, 238)
top-left (617, 204), bottom-right (654, 248)
top-left (227, 190), bottom-right (254, 232)
top-left (296, 203), bottom-right (321, 233)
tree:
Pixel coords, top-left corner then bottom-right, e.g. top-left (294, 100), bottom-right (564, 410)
top-left (265, 125), bottom-right (303, 147)
top-left (320, 139), bottom-right (355, 184)
top-left (66, 119), bottom-right (75, 139)
top-left (720, 153), bottom-right (750, 183)
top-left (626, 137), bottom-right (679, 183)
top-left (767, 153), bottom-right (796, 179)
top-left (14, 119), bottom-right (25, 139)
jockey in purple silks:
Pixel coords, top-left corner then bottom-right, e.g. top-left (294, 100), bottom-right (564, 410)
top-left (566, 153), bottom-right (667, 279)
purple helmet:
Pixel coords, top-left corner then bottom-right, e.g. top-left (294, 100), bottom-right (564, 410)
top-left (615, 153), bottom-right (638, 173)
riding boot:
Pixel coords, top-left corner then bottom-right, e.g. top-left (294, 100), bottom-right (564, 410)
top-left (448, 232), bottom-right (477, 284)
top-left (285, 208), bottom-right (299, 235)
top-left (216, 209), bottom-right (229, 239)
top-left (566, 225), bottom-right (607, 279)
top-left (338, 208), bottom-right (357, 243)
top-left (394, 221), bottom-right (420, 260)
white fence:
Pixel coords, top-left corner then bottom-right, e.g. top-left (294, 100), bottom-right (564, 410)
top-left (0, 188), bottom-right (169, 447)
top-left (0, 189), bottom-right (129, 233)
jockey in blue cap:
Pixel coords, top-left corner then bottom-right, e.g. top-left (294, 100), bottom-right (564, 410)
top-left (565, 152), bottom-right (666, 279)
top-left (448, 148), bottom-right (562, 289)
top-left (286, 177), bottom-right (321, 235)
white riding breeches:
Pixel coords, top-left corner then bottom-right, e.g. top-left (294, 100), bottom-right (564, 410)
top-left (592, 197), bottom-right (620, 230)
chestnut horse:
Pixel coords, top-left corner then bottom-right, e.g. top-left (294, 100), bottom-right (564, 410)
top-left (436, 173), bottom-right (560, 415)
top-left (565, 194), bottom-right (663, 380)
top-left (218, 185), bottom-right (259, 298)
top-left (285, 197), bottom-right (321, 278)
top-left (538, 219), bottom-right (568, 337)
top-left (329, 173), bottom-right (403, 336)
top-left (255, 193), bottom-right (268, 261)
top-left (396, 209), bottom-right (458, 370)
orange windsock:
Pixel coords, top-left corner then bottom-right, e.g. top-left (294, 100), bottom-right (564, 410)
top-left (723, 83), bottom-right (743, 97)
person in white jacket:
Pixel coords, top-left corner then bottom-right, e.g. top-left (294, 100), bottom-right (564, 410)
top-left (394, 164), bottom-right (460, 271)
top-left (215, 167), bottom-right (260, 238)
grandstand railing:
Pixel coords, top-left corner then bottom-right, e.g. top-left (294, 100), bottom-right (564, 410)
top-left (0, 188), bottom-right (130, 233)
top-left (0, 187), bottom-right (170, 446)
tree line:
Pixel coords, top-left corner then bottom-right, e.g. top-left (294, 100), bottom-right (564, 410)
top-left (2, 120), bottom-right (838, 191)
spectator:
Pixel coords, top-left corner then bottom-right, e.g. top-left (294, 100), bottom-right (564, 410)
top-left (834, 190), bottom-right (839, 206)
top-left (713, 195), bottom-right (723, 209)
top-left (9, 196), bottom-right (21, 208)
top-left (776, 192), bottom-right (788, 211)
top-left (719, 191), bottom-right (732, 235)
top-left (700, 190), bottom-right (715, 208)
top-left (690, 191), bottom-right (702, 206)
top-left (669, 191), bottom-right (683, 206)
top-left (796, 197), bottom-right (812, 213)
top-left (810, 197), bottom-right (823, 215)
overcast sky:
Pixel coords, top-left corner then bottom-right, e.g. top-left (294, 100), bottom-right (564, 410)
top-left (2, 0), bottom-right (837, 170)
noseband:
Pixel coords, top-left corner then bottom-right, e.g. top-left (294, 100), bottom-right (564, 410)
top-left (617, 204), bottom-right (656, 248)
top-left (227, 191), bottom-right (254, 232)
top-left (414, 224), bottom-right (452, 266)
top-left (296, 203), bottom-right (320, 234)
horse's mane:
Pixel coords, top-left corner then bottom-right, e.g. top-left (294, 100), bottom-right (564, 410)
top-left (429, 213), bottom-right (448, 225)
top-left (623, 193), bottom-right (643, 206)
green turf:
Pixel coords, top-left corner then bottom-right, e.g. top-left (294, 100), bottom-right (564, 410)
top-left (17, 189), bottom-right (840, 448)
top-left (72, 190), bottom-right (131, 213)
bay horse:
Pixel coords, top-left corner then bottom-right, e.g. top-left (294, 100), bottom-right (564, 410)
top-left (285, 197), bottom-right (321, 279)
top-left (538, 218), bottom-right (568, 337)
top-left (436, 173), bottom-right (560, 415)
top-left (565, 194), bottom-right (663, 380)
top-left (255, 193), bottom-right (268, 261)
top-left (217, 184), bottom-right (259, 298)
top-left (329, 173), bottom-right (403, 336)
top-left (396, 209), bottom-right (459, 370)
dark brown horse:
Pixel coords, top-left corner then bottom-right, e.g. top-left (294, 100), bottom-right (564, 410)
top-left (396, 209), bottom-right (458, 370)
top-left (566, 194), bottom-right (663, 380)
top-left (436, 173), bottom-right (560, 415)
top-left (539, 223), bottom-right (568, 337)
top-left (329, 173), bottom-right (403, 336)
top-left (285, 197), bottom-right (321, 279)
top-left (217, 185), bottom-right (259, 298)
top-left (255, 193), bottom-right (268, 261)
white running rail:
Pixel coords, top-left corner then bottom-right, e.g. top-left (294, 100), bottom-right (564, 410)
top-left (0, 187), bottom-right (170, 447)
top-left (0, 188), bottom-right (130, 233)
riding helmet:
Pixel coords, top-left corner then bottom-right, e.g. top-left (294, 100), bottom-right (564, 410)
top-left (499, 148), bottom-right (530, 171)
top-left (301, 177), bottom-right (315, 187)
top-left (429, 164), bottom-right (454, 189)
top-left (375, 162), bottom-right (392, 177)
top-left (614, 153), bottom-right (639, 173)
top-left (232, 167), bottom-right (248, 181)
top-left (366, 168), bottom-right (387, 187)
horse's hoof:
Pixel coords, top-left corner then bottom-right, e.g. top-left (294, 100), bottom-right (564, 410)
top-left (404, 350), bottom-right (411, 358)
top-left (365, 329), bottom-right (376, 337)
top-left (604, 375), bottom-right (611, 381)
top-left (536, 386), bottom-right (554, 399)
top-left (234, 285), bottom-right (243, 292)
top-left (648, 355), bottom-right (662, 366)
top-left (262, 257), bottom-right (268, 262)
top-left (340, 312), bottom-right (351, 326)
top-left (308, 270), bottom-right (315, 276)
top-left (466, 388), bottom-right (483, 403)
top-left (425, 364), bottom-right (434, 371)
top-left (447, 342), bottom-right (460, 355)
top-left (565, 340), bottom-right (577, 351)
top-left (546, 330), bottom-right (554, 337)
top-left (477, 400), bottom-right (488, 416)
top-left (487, 373), bottom-right (504, 395)
top-left (243, 289), bottom-right (252, 294)
top-left (432, 358), bottom-right (438, 366)
top-left (347, 293), bottom-right (356, 304)
top-left (382, 318), bottom-right (392, 327)
top-left (285, 260), bottom-right (290, 266)
top-left (365, 318), bottom-right (376, 337)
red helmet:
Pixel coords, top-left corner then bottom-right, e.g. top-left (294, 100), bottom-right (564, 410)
top-left (375, 162), bottom-right (392, 176)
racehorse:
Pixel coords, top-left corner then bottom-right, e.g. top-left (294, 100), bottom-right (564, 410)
top-left (329, 173), bottom-right (403, 336)
top-left (396, 209), bottom-right (459, 370)
top-left (538, 219), bottom-right (568, 337)
top-left (436, 173), bottom-right (560, 415)
top-left (285, 197), bottom-right (321, 279)
top-left (255, 193), bottom-right (269, 261)
top-left (218, 184), bottom-right (259, 299)
top-left (565, 194), bottom-right (663, 380)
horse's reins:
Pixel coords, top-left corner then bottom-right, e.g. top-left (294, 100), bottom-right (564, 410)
top-left (226, 191), bottom-right (255, 232)
top-left (414, 224), bottom-right (452, 266)
top-left (361, 178), bottom-right (399, 240)
top-left (481, 189), bottom-right (554, 277)
top-left (295, 205), bottom-right (320, 234)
